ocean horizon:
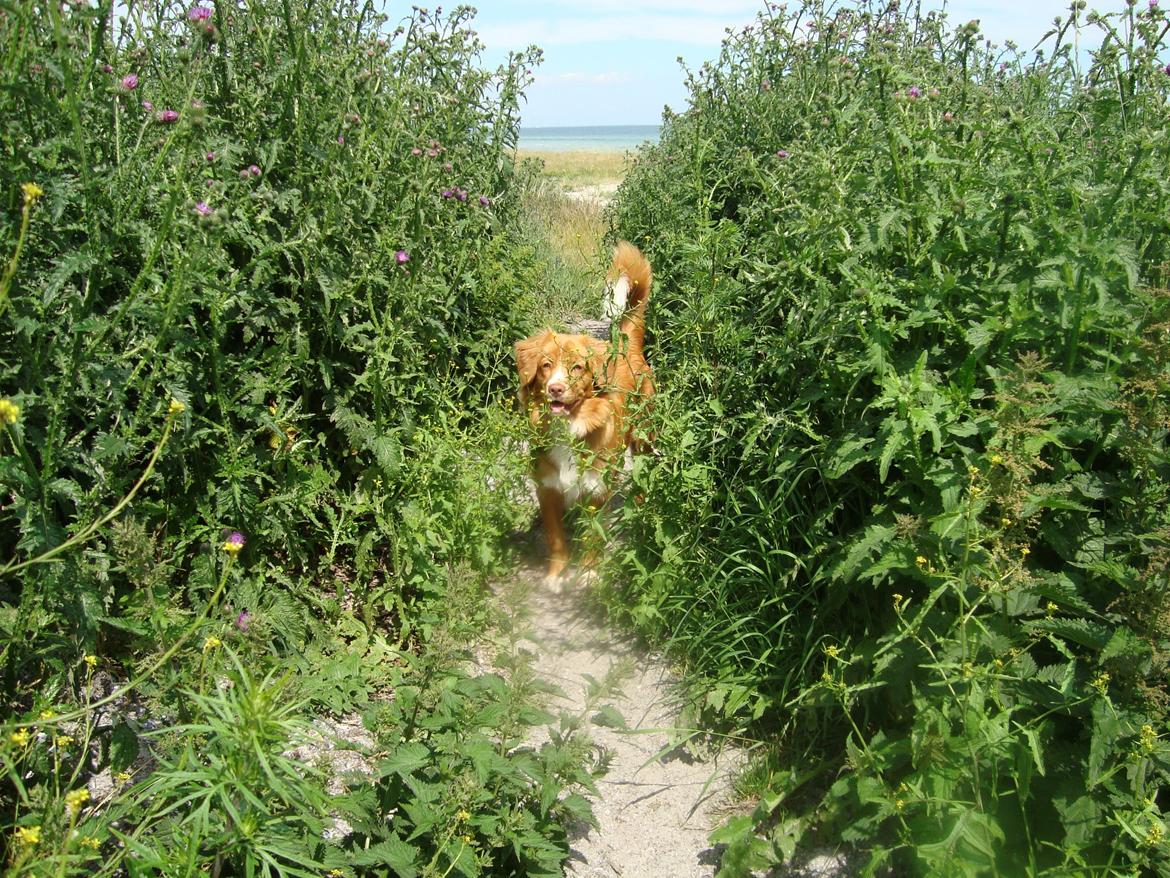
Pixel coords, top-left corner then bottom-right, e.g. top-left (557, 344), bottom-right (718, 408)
top-left (518, 124), bottom-right (660, 152)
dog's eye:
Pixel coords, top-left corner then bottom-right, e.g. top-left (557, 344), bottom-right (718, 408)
top-left (541, 361), bottom-right (552, 372)
top-left (570, 364), bottom-right (584, 375)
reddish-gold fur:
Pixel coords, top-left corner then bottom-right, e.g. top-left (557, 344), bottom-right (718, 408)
top-left (514, 241), bottom-right (654, 581)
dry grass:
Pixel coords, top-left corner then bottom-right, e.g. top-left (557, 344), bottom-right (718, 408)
top-left (515, 149), bottom-right (630, 188)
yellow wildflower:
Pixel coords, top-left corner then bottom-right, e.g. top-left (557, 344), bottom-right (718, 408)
top-left (66, 788), bottom-right (90, 814)
top-left (892, 593), bottom-right (905, 610)
top-left (1138, 724), bottom-right (1159, 755)
top-left (1090, 672), bottom-right (1110, 696)
top-left (38, 709), bottom-right (55, 721)
top-left (84, 654), bottom-right (97, 669)
top-left (456, 809), bottom-right (471, 822)
top-left (915, 555), bottom-right (928, 567)
top-left (269, 432), bottom-right (282, 450)
top-left (10, 728), bottom-right (30, 747)
top-left (55, 734), bottom-right (74, 749)
top-left (168, 398), bottom-right (186, 416)
top-left (79, 835), bottom-right (101, 850)
top-left (1144, 821), bottom-right (1164, 847)
top-left (21, 182), bottom-right (44, 205)
top-left (15, 825), bottom-right (41, 845)
top-left (203, 635), bottom-right (222, 652)
top-left (115, 770), bottom-right (133, 785)
top-left (990, 453), bottom-right (1003, 465)
top-left (0, 398), bottom-right (19, 425)
top-left (1001, 517), bottom-right (1012, 527)
top-left (823, 645), bottom-right (841, 659)
top-left (1021, 546), bottom-right (1031, 557)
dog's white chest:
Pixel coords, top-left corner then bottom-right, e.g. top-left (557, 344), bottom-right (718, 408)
top-left (542, 444), bottom-right (605, 504)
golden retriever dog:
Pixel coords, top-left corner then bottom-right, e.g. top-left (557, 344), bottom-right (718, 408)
top-left (514, 241), bottom-right (654, 584)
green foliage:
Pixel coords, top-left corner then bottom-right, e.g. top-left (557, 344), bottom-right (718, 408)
top-left (0, 1), bottom-right (590, 874)
top-left (607, 1), bottom-right (1170, 873)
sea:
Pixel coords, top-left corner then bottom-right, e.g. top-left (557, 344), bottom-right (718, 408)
top-left (517, 124), bottom-right (660, 152)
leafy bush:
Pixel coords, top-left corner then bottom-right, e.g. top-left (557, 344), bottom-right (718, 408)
top-left (608, 1), bottom-right (1170, 873)
top-left (0, 1), bottom-right (592, 874)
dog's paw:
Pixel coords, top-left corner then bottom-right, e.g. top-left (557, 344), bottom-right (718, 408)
top-left (543, 571), bottom-right (565, 593)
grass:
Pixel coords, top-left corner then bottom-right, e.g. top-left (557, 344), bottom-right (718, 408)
top-left (515, 149), bottom-right (630, 188)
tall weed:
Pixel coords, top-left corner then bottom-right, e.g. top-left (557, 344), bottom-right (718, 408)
top-left (608, 1), bottom-right (1170, 873)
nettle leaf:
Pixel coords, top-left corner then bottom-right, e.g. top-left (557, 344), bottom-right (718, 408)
top-left (1027, 617), bottom-right (1112, 651)
top-left (591, 704), bottom-right (628, 729)
top-left (350, 836), bottom-right (421, 877)
top-left (379, 741), bottom-right (431, 779)
top-left (826, 436), bottom-right (874, 479)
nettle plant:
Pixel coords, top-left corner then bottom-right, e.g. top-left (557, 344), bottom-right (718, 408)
top-left (0, 0), bottom-right (583, 874)
top-left (610, 0), bottom-right (1170, 874)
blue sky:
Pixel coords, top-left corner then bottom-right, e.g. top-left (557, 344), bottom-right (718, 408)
top-left (468, 1), bottom-right (1130, 127)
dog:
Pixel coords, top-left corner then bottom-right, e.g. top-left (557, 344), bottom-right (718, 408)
top-left (514, 241), bottom-right (654, 584)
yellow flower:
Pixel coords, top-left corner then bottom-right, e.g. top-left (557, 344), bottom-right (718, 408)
top-left (892, 593), bottom-right (904, 609)
top-left (21, 182), bottom-right (44, 205)
top-left (823, 645), bottom-right (841, 659)
top-left (10, 728), bottom-right (30, 747)
top-left (0, 398), bottom-right (19, 425)
top-left (202, 635), bottom-right (222, 652)
top-left (168, 398), bottom-right (186, 416)
top-left (15, 825), bottom-right (41, 845)
top-left (38, 709), bottom-right (55, 721)
top-left (990, 453), bottom-right (1003, 465)
top-left (79, 835), bottom-right (101, 850)
top-left (55, 734), bottom-right (75, 749)
top-left (915, 555), bottom-right (928, 567)
top-left (328, 871), bottom-right (344, 878)
top-left (66, 787), bottom-right (90, 814)
top-left (115, 770), bottom-right (133, 784)
top-left (268, 432), bottom-right (282, 450)
top-left (456, 809), bottom-right (471, 822)
top-left (1021, 546), bottom-right (1031, 556)
top-left (1144, 821), bottom-right (1164, 847)
top-left (84, 654), bottom-right (97, 669)
top-left (1001, 517), bottom-right (1012, 527)
top-left (1090, 672), bottom-right (1110, 696)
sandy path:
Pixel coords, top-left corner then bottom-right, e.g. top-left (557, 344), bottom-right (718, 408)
top-left (494, 565), bottom-right (745, 878)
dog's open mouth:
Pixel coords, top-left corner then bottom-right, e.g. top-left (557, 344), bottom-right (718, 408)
top-left (548, 400), bottom-right (572, 417)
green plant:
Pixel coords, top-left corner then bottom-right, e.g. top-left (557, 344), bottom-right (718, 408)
top-left (607, 1), bottom-right (1170, 873)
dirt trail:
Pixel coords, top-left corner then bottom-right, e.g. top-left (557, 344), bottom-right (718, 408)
top-left (496, 564), bottom-right (744, 878)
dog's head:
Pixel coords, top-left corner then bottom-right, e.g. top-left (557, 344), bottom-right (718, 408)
top-left (514, 330), bottom-right (605, 418)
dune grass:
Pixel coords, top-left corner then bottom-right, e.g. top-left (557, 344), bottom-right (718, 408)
top-left (516, 148), bottom-right (630, 188)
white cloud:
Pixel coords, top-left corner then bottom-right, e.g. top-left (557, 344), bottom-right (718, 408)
top-left (478, 14), bottom-right (753, 48)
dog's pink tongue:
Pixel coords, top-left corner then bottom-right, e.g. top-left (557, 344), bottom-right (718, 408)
top-left (549, 401), bottom-right (569, 416)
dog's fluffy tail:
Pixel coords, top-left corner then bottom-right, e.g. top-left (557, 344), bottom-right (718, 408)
top-left (607, 241), bottom-right (651, 354)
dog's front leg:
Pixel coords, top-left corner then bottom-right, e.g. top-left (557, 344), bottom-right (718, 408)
top-left (536, 486), bottom-right (569, 583)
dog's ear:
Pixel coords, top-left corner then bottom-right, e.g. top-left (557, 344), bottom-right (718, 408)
top-left (514, 333), bottom-right (546, 389)
top-left (587, 339), bottom-right (612, 392)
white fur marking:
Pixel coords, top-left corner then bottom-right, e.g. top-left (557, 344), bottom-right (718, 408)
top-left (541, 445), bottom-right (604, 503)
top-left (604, 275), bottom-right (630, 320)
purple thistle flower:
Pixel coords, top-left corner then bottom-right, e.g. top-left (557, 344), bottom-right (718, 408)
top-left (119, 73), bottom-right (139, 91)
top-left (411, 147), bottom-right (422, 156)
top-left (337, 134), bottom-right (345, 144)
top-left (193, 201), bottom-right (212, 216)
top-left (141, 100), bottom-right (153, 111)
top-left (907, 86), bottom-right (921, 100)
top-left (441, 189), bottom-right (454, 199)
top-left (101, 63), bottom-right (114, 74)
top-left (776, 149), bottom-right (790, 158)
top-left (223, 531), bottom-right (245, 553)
top-left (478, 195), bottom-right (490, 207)
top-left (205, 151), bottom-right (216, 161)
top-left (456, 188), bottom-right (468, 202)
top-left (235, 610), bottom-right (251, 632)
top-left (187, 5), bottom-right (213, 22)
top-left (395, 250), bottom-right (409, 265)
top-left (248, 164), bottom-right (261, 177)
top-left (156, 109), bottom-right (179, 123)
top-left (426, 148), bottom-right (439, 158)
